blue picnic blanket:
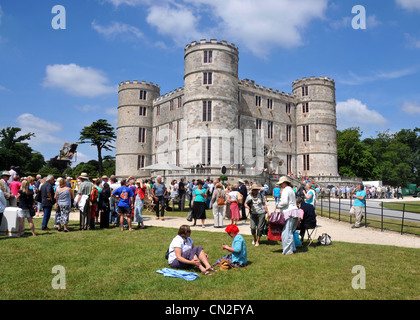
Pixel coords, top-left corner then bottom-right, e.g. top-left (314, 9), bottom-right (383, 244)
top-left (156, 268), bottom-right (199, 281)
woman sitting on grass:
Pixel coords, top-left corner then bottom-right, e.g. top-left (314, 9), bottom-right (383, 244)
top-left (167, 225), bottom-right (215, 276)
top-left (217, 224), bottom-right (248, 268)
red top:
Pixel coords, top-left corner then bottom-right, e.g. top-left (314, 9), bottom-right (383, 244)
top-left (135, 186), bottom-right (146, 200)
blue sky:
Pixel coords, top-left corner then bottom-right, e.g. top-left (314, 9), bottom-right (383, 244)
top-left (0, 0), bottom-right (419, 167)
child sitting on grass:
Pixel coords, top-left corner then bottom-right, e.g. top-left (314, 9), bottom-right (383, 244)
top-left (216, 224), bottom-right (248, 268)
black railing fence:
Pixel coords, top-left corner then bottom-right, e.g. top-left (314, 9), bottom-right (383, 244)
top-left (314, 194), bottom-right (420, 236)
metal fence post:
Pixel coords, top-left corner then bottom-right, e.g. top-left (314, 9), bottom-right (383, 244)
top-left (328, 193), bottom-right (331, 219)
top-left (338, 195), bottom-right (341, 222)
top-left (401, 203), bottom-right (406, 235)
top-left (381, 201), bottom-right (384, 232)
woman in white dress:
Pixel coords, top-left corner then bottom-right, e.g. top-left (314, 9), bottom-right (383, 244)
top-left (276, 176), bottom-right (301, 255)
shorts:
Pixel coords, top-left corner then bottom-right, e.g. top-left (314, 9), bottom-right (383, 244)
top-left (117, 206), bottom-right (131, 215)
top-left (17, 208), bottom-right (31, 219)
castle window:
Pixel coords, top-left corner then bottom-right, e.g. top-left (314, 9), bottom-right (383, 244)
top-left (267, 99), bottom-right (273, 110)
top-left (176, 120), bottom-right (180, 141)
top-left (176, 150), bottom-right (180, 167)
top-left (256, 96), bottom-right (261, 107)
top-left (139, 106), bottom-right (147, 116)
top-left (256, 119), bottom-right (262, 136)
top-left (156, 105), bottom-right (160, 116)
top-left (302, 86), bottom-right (308, 97)
top-left (303, 125), bottom-right (310, 142)
top-left (138, 128), bottom-right (146, 143)
top-left (287, 155), bottom-right (292, 175)
top-left (202, 101), bottom-right (212, 122)
top-left (268, 121), bottom-right (273, 140)
top-left (303, 154), bottom-right (310, 171)
top-left (202, 137), bottom-right (212, 165)
top-left (302, 103), bottom-right (309, 113)
top-left (286, 125), bottom-right (292, 142)
top-left (155, 127), bottom-right (159, 145)
top-left (138, 155), bottom-right (146, 169)
top-left (203, 72), bottom-right (213, 85)
top-left (286, 103), bottom-right (291, 114)
top-left (169, 122), bottom-right (173, 142)
top-left (140, 90), bottom-right (147, 100)
top-left (204, 50), bottom-right (213, 63)
top-left (170, 100), bottom-right (174, 111)
top-left (177, 97), bottom-right (182, 108)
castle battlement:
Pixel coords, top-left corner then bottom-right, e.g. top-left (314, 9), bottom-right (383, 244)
top-left (154, 87), bottom-right (184, 103)
top-left (292, 76), bottom-right (335, 87)
top-left (239, 79), bottom-right (293, 98)
top-left (119, 80), bottom-right (160, 89)
top-left (185, 39), bottom-right (239, 52)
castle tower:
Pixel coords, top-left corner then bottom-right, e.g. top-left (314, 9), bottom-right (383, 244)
top-left (182, 39), bottom-right (240, 167)
top-left (116, 80), bottom-right (160, 178)
top-left (292, 76), bottom-right (338, 176)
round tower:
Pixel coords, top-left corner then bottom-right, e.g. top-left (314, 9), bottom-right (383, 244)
top-left (183, 39), bottom-right (240, 166)
top-left (292, 76), bottom-right (338, 176)
top-left (116, 80), bottom-right (160, 178)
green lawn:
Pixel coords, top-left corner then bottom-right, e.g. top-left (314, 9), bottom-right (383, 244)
top-left (0, 219), bottom-right (419, 300)
top-left (380, 201), bottom-right (420, 214)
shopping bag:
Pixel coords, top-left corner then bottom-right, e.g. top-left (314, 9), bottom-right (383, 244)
top-left (267, 223), bottom-right (282, 241)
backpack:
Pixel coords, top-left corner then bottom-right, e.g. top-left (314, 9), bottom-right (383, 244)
top-left (90, 185), bottom-right (98, 204)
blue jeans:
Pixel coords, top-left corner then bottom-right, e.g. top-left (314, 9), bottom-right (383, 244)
top-left (134, 198), bottom-right (144, 223)
top-left (281, 217), bottom-right (299, 255)
top-left (42, 206), bottom-right (52, 230)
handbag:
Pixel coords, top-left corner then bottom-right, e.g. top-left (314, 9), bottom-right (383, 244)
top-left (217, 196), bottom-right (225, 206)
top-left (317, 233), bottom-right (332, 246)
top-left (237, 192), bottom-right (243, 204)
top-left (186, 210), bottom-right (193, 222)
top-left (268, 210), bottom-right (285, 226)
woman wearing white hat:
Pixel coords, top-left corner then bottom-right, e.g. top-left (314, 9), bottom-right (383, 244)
top-left (276, 176), bottom-right (300, 255)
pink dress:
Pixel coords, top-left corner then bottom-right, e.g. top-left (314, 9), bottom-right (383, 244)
top-left (229, 191), bottom-right (240, 220)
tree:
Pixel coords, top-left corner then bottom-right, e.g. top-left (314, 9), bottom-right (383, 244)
top-left (79, 119), bottom-right (116, 177)
top-left (336, 128), bottom-right (379, 180)
top-left (0, 127), bottom-right (45, 173)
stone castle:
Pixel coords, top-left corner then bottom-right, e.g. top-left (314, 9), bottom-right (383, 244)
top-left (116, 39), bottom-right (338, 181)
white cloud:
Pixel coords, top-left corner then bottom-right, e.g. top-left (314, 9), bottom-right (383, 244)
top-left (338, 65), bottom-right (420, 85)
top-left (367, 15), bottom-right (381, 28)
top-left (0, 85), bottom-right (10, 92)
top-left (42, 64), bottom-right (116, 97)
top-left (396, 0), bottom-right (420, 12)
top-left (102, 0), bottom-right (328, 57)
top-left (336, 99), bottom-right (388, 127)
top-left (405, 33), bottom-right (420, 48)
top-left (16, 113), bottom-right (63, 146)
top-left (92, 21), bottom-right (144, 41)
top-left (146, 4), bottom-right (201, 45)
top-left (401, 101), bottom-right (420, 115)
top-left (184, 0), bottom-right (328, 56)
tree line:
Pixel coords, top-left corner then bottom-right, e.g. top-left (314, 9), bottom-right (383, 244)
top-left (337, 127), bottom-right (420, 187)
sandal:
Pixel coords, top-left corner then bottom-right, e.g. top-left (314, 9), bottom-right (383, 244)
top-left (201, 270), bottom-right (213, 276)
top-left (206, 267), bottom-right (217, 273)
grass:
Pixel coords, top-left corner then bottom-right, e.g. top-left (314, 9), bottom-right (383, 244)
top-left (380, 201), bottom-right (420, 214)
top-left (0, 218), bottom-right (419, 300)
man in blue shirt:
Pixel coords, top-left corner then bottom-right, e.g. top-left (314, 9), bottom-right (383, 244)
top-left (112, 179), bottom-right (135, 231)
top-left (350, 184), bottom-right (367, 229)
